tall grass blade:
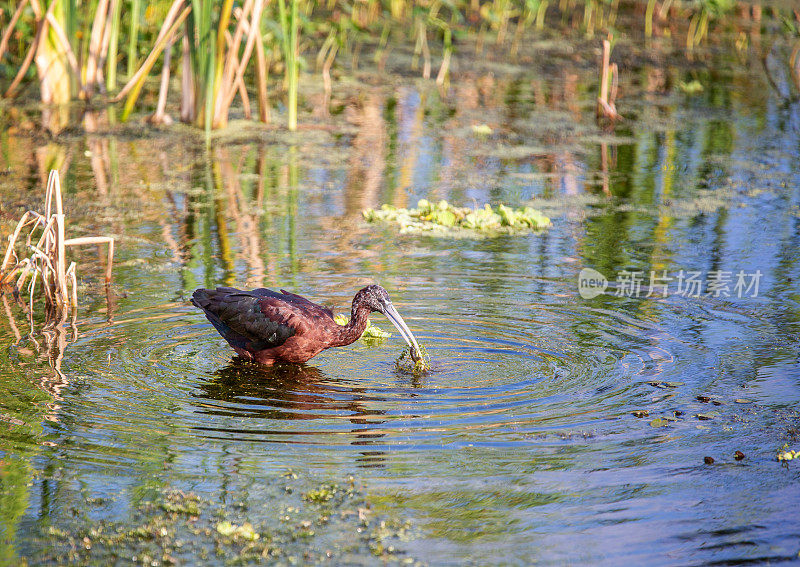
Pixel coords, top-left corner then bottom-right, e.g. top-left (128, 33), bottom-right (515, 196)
top-left (127, 0), bottom-right (141, 78)
top-left (120, 6), bottom-right (191, 121)
top-left (106, 0), bottom-right (122, 90)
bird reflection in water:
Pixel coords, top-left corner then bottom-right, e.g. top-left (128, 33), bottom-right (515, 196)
top-left (193, 357), bottom-right (391, 467)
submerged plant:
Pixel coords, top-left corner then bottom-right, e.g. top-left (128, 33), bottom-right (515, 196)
top-left (363, 199), bottom-right (550, 237)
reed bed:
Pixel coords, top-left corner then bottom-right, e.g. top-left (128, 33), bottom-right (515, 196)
top-left (0, 0), bottom-right (796, 133)
top-left (0, 170), bottom-right (114, 325)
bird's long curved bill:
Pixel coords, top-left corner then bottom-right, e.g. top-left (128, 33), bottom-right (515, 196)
top-left (383, 304), bottom-right (421, 355)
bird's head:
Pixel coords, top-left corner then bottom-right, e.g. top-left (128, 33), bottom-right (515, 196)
top-left (354, 284), bottom-right (421, 355)
top-left (354, 284), bottom-right (391, 313)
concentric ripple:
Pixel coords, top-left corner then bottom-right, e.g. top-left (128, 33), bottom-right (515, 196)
top-left (8, 291), bottom-right (701, 466)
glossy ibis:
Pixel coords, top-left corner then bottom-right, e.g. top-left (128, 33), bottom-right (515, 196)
top-left (191, 284), bottom-right (421, 365)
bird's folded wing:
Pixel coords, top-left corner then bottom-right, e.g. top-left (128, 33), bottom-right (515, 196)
top-left (279, 289), bottom-right (335, 319)
top-left (193, 289), bottom-right (296, 350)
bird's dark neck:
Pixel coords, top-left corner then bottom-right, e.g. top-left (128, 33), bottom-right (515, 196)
top-left (335, 301), bottom-right (371, 346)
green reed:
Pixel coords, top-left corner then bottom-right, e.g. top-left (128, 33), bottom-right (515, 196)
top-left (127, 0), bottom-right (141, 78)
top-left (0, 0), bottom-right (794, 134)
top-left (106, 0), bottom-right (122, 90)
top-left (278, 0), bottom-right (299, 131)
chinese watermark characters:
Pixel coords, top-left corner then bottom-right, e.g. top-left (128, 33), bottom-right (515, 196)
top-left (578, 268), bottom-right (762, 299)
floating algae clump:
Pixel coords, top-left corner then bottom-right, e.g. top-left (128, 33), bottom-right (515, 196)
top-left (396, 344), bottom-right (431, 374)
top-left (363, 199), bottom-right (550, 237)
top-left (215, 521), bottom-right (260, 541)
top-left (334, 314), bottom-right (392, 340)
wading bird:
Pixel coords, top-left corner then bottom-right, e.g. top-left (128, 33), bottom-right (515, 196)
top-left (191, 284), bottom-right (421, 365)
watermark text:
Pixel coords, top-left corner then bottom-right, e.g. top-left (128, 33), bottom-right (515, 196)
top-left (578, 268), bottom-right (762, 299)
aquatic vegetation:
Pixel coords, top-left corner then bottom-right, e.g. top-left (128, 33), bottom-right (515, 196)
top-left (395, 344), bottom-right (431, 374)
top-left (302, 484), bottom-right (338, 503)
top-left (31, 481), bottom-right (419, 564)
top-left (278, 0), bottom-right (300, 131)
top-left (363, 199), bottom-right (550, 237)
top-left (334, 314), bottom-right (391, 339)
top-left (687, 0), bottom-right (735, 50)
top-left (471, 123), bottom-right (493, 136)
top-left (159, 495), bottom-right (201, 516)
top-left (0, 170), bottom-right (114, 325)
top-left (1, 0), bottom-right (796, 134)
top-left (679, 79), bottom-right (704, 94)
top-left (776, 449), bottom-right (798, 461)
top-left (215, 521), bottom-right (260, 541)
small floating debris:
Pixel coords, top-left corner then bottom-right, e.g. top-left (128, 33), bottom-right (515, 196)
top-left (471, 124), bottom-right (493, 136)
top-left (648, 381), bottom-right (684, 389)
top-left (734, 398), bottom-right (753, 404)
top-left (631, 410), bottom-right (649, 418)
top-left (334, 314), bottom-right (391, 340)
top-left (695, 412), bottom-right (718, 421)
top-left (704, 456), bottom-right (715, 465)
top-left (777, 449), bottom-right (798, 462)
top-left (363, 199), bottom-right (550, 237)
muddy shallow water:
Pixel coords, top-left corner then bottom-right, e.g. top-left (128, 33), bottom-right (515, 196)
top-left (1, 34), bottom-right (800, 565)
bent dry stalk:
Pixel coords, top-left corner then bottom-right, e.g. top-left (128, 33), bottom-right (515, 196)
top-left (0, 170), bottom-right (115, 326)
top-left (596, 38), bottom-right (620, 121)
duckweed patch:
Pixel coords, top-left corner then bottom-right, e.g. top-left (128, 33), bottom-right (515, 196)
top-left (215, 521), bottom-right (260, 541)
top-left (363, 199), bottom-right (550, 237)
top-left (303, 484), bottom-right (339, 504)
top-left (158, 490), bottom-right (201, 516)
top-left (31, 477), bottom-right (421, 565)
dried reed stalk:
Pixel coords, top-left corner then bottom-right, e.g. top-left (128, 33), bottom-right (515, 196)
top-left (0, 170), bottom-right (115, 324)
top-left (597, 39), bottom-right (620, 121)
top-left (4, 0), bottom-right (56, 98)
top-left (0, 0), bottom-right (30, 64)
